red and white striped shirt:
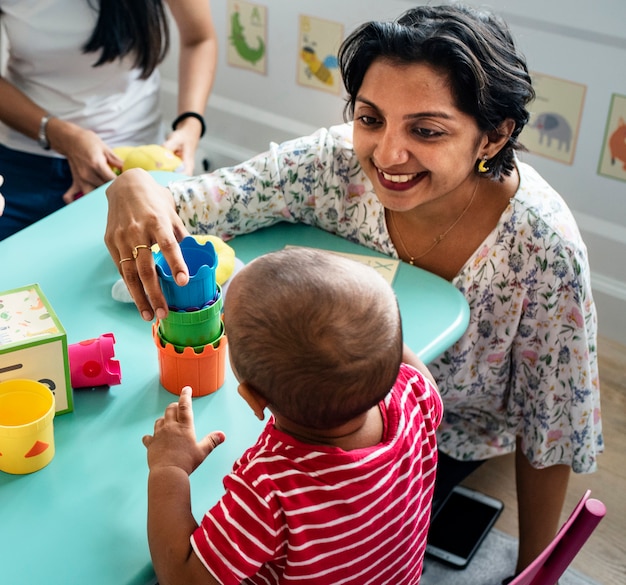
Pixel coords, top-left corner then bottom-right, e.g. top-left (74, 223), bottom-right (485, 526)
top-left (191, 363), bottom-right (442, 584)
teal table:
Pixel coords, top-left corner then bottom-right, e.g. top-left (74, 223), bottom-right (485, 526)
top-left (0, 172), bottom-right (468, 585)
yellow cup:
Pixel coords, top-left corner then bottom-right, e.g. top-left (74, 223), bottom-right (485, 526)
top-left (0, 379), bottom-right (56, 474)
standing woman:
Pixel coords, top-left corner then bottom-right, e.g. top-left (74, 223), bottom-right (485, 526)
top-left (104, 5), bottom-right (602, 580)
top-left (0, 0), bottom-right (217, 240)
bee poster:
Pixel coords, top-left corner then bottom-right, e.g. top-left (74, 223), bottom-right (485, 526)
top-left (297, 15), bottom-right (343, 95)
top-left (597, 93), bottom-right (626, 183)
top-left (519, 72), bottom-right (586, 165)
top-left (227, 1), bottom-right (267, 74)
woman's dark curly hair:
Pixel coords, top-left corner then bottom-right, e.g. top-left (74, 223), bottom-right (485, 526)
top-left (338, 4), bottom-right (535, 181)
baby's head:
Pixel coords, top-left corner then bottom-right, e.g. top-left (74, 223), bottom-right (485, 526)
top-left (223, 247), bottom-right (403, 430)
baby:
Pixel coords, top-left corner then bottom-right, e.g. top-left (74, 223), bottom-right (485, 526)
top-left (143, 247), bottom-right (443, 585)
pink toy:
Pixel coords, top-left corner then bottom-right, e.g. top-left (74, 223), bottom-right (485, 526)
top-left (68, 333), bottom-right (121, 388)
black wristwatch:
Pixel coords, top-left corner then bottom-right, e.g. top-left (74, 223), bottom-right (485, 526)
top-left (38, 114), bottom-right (53, 150)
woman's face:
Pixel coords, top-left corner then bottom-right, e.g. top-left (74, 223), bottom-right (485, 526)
top-left (352, 59), bottom-right (488, 212)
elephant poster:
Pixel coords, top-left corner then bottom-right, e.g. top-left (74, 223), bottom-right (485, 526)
top-left (598, 93), bottom-right (626, 183)
top-left (520, 72), bottom-right (586, 165)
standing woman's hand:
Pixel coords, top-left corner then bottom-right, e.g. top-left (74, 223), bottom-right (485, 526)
top-left (163, 118), bottom-right (203, 176)
top-left (45, 118), bottom-right (123, 203)
top-left (104, 168), bottom-right (191, 321)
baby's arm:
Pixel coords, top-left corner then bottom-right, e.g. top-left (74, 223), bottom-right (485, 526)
top-left (403, 343), bottom-right (444, 427)
top-left (402, 343), bottom-right (437, 387)
top-left (143, 386), bottom-right (224, 585)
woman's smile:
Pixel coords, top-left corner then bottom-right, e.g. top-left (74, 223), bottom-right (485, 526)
top-left (376, 167), bottom-right (426, 191)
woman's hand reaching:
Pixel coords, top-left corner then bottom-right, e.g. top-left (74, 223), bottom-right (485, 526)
top-left (104, 168), bottom-right (191, 321)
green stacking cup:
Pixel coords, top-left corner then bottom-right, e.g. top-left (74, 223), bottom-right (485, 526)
top-left (159, 285), bottom-right (223, 347)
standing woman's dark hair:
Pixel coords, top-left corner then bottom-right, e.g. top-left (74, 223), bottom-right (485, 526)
top-left (338, 3), bottom-right (535, 181)
top-left (83, 0), bottom-right (170, 79)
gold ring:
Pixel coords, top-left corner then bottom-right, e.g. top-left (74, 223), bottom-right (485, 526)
top-left (119, 257), bottom-right (133, 265)
top-left (132, 244), bottom-right (151, 259)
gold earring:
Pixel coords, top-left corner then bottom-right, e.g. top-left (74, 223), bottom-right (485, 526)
top-left (478, 156), bottom-right (490, 173)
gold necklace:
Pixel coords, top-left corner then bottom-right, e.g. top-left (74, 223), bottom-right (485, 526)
top-left (390, 179), bottom-right (480, 265)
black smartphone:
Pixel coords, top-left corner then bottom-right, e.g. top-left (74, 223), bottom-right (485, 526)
top-left (426, 485), bottom-right (504, 568)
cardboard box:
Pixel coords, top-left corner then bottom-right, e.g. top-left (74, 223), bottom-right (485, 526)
top-left (0, 284), bottom-right (73, 415)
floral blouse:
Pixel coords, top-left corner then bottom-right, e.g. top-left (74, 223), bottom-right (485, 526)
top-left (169, 123), bottom-right (603, 473)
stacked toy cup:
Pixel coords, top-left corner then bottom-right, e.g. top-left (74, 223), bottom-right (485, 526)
top-left (152, 237), bottom-right (228, 397)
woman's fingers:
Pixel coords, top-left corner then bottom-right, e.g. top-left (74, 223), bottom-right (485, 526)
top-left (104, 169), bottom-right (191, 320)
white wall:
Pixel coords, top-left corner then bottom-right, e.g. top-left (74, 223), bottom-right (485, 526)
top-left (160, 0), bottom-right (626, 344)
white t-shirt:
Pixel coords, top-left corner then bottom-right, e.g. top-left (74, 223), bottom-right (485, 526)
top-left (0, 0), bottom-right (162, 156)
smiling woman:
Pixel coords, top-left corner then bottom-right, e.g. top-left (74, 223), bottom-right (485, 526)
top-left (103, 4), bottom-right (601, 584)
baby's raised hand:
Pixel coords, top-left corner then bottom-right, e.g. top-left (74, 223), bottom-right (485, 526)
top-left (142, 386), bottom-right (225, 475)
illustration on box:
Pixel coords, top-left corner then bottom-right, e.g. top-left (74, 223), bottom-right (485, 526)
top-left (0, 284), bottom-right (73, 415)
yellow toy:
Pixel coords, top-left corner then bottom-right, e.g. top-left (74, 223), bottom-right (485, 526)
top-left (111, 144), bottom-right (184, 175)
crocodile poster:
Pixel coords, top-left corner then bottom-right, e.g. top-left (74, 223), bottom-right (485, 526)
top-left (227, 1), bottom-right (267, 74)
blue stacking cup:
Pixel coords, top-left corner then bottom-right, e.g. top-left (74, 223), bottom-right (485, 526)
top-left (154, 236), bottom-right (217, 311)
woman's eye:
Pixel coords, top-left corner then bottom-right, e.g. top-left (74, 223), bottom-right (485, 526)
top-left (357, 115), bottom-right (380, 126)
top-left (415, 127), bottom-right (444, 138)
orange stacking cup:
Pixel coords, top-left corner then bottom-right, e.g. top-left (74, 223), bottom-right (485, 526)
top-left (152, 323), bottom-right (227, 397)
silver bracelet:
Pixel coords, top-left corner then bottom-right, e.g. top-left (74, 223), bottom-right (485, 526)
top-left (38, 114), bottom-right (54, 150)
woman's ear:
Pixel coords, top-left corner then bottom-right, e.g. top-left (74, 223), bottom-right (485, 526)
top-left (482, 118), bottom-right (516, 159)
top-left (237, 383), bottom-right (268, 421)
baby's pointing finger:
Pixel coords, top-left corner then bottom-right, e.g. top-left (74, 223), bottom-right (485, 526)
top-left (176, 386), bottom-right (195, 423)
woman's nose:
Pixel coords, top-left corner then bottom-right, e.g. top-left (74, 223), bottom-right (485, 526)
top-left (374, 128), bottom-right (410, 167)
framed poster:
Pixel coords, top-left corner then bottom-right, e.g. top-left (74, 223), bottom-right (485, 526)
top-left (520, 72), bottom-right (586, 165)
top-left (597, 93), bottom-right (626, 183)
top-left (297, 15), bottom-right (343, 95)
top-left (227, 1), bottom-right (267, 75)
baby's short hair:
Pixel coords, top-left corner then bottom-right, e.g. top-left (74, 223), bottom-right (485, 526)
top-left (224, 247), bottom-right (403, 429)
